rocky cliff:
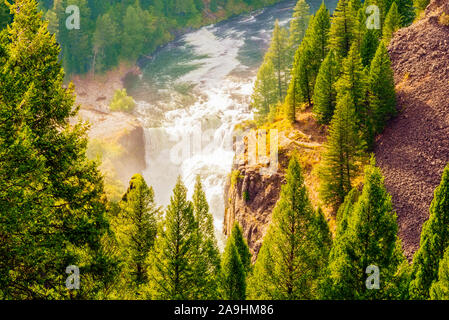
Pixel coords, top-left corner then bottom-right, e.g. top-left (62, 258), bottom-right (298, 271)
top-left (375, 0), bottom-right (449, 259)
top-left (223, 112), bottom-right (327, 258)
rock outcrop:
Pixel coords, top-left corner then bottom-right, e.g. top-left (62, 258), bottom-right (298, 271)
top-left (223, 113), bottom-right (326, 258)
top-left (375, 0), bottom-right (449, 259)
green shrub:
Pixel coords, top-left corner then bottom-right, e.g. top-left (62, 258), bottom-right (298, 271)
top-left (231, 170), bottom-right (243, 188)
top-left (109, 89), bottom-right (136, 112)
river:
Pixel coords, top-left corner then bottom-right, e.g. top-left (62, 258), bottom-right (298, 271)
top-left (125, 0), bottom-right (337, 243)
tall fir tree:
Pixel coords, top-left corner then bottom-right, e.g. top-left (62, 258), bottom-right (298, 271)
top-left (323, 161), bottom-right (408, 299)
top-left (409, 164), bottom-right (449, 300)
top-left (248, 156), bottom-right (331, 299)
top-left (251, 56), bottom-right (277, 124)
top-left (147, 177), bottom-right (197, 300)
top-left (220, 238), bottom-right (247, 300)
top-left (360, 28), bottom-right (380, 67)
top-left (228, 222), bottom-right (252, 274)
top-left (336, 42), bottom-right (371, 146)
top-left (313, 49), bottom-right (339, 125)
top-left (266, 20), bottom-right (289, 103)
top-left (368, 41), bottom-right (396, 137)
top-left (329, 0), bottom-right (357, 58)
top-left (319, 93), bottom-right (364, 209)
top-left (287, 0), bottom-right (310, 65)
top-left (192, 175), bottom-right (221, 299)
top-left (382, 2), bottom-right (402, 45)
top-left (0, 0), bottom-right (114, 299)
top-left (111, 174), bottom-right (159, 296)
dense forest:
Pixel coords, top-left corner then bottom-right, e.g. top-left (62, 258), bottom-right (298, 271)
top-left (1, 0), bottom-right (284, 74)
top-left (3, 0), bottom-right (449, 301)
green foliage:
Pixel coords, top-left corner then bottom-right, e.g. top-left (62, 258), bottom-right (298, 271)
top-left (147, 177), bottom-right (197, 299)
top-left (287, 0), bottom-right (310, 64)
top-left (360, 29), bottom-right (380, 67)
top-left (251, 56), bottom-right (277, 124)
top-left (319, 92), bottom-right (364, 209)
top-left (410, 164), bottom-right (449, 300)
top-left (329, 0), bottom-right (357, 58)
top-left (229, 222), bottom-right (252, 274)
top-left (192, 176), bottom-right (221, 299)
top-left (230, 170), bottom-right (243, 188)
top-left (313, 49), bottom-right (339, 125)
top-left (430, 247), bottom-right (449, 300)
top-left (368, 42), bottom-right (396, 136)
top-left (0, 0), bottom-right (115, 299)
top-left (111, 174), bottom-right (160, 297)
top-left (220, 238), bottom-right (247, 300)
top-left (109, 89), bottom-right (136, 112)
top-left (382, 2), bottom-right (402, 45)
top-left (248, 156), bottom-right (331, 299)
top-left (323, 162), bottom-right (408, 299)
top-left (0, 0), bottom-right (11, 29)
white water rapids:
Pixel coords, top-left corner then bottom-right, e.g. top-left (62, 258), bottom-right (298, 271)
top-left (126, 1), bottom-right (335, 244)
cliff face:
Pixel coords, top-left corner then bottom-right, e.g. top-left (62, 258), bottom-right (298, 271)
top-left (375, 0), bottom-right (449, 259)
top-left (223, 112), bottom-right (326, 258)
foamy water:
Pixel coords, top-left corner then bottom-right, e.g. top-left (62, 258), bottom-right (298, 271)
top-left (128, 1), bottom-right (336, 245)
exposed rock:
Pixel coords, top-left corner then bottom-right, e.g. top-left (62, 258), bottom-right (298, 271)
top-left (223, 113), bottom-right (326, 259)
top-left (375, 0), bottom-right (449, 260)
top-left (75, 107), bottom-right (146, 186)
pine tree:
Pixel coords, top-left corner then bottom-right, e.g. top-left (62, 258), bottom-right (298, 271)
top-left (361, 29), bottom-right (380, 67)
top-left (248, 156), bottom-right (331, 299)
top-left (324, 162), bottom-right (407, 299)
top-left (192, 175), bottom-right (221, 299)
top-left (287, 0), bottom-right (310, 64)
top-left (335, 188), bottom-right (360, 237)
top-left (336, 43), bottom-right (371, 145)
top-left (313, 49), bottom-right (339, 125)
top-left (112, 174), bottom-right (159, 291)
top-left (430, 247), bottom-right (449, 300)
top-left (308, 2), bottom-right (331, 66)
top-left (266, 20), bottom-right (290, 102)
top-left (319, 93), bottom-right (364, 209)
top-left (0, 0), bottom-right (114, 299)
top-left (382, 2), bottom-right (401, 45)
top-left (409, 164), bottom-right (449, 300)
top-left (147, 177), bottom-right (197, 300)
top-left (220, 238), bottom-right (246, 300)
top-left (251, 56), bottom-right (277, 124)
top-left (329, 0), bottom-right (357, 58)
top-left (368, 41), bottom-right (396, 136)
top-left (229, 222), bottom-right (252, 274)
top-left (394, 0), bottom-right (414, 26)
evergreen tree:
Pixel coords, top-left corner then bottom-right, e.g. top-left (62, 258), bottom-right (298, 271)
top-left (368, 41), bottom-right (396, 136)
top-left (229, 222), bottom-right (252, 274)
top-left (0, 0), bottom-right (114, 299)
top-left (409, 164), bottom-right (449, 300)
top-left (394, 0), bottom-right (414, 26)
top-left (319, 93), bottom-right (364, 209)
top-left (112, 174), bottom-right (159, 293)
top-left (329, 0), bottom-right (357, 58)
top-left (0, 0), bottom-right (11, 29)
top-left (248, 156), bottom-right (331, 299)
top-left (92, 12), bottom-right (120, 73)
top-left (251, 56), bottom-right (277, 124)
top-left (308, 1), bottom-right (330, 65)
top-left (335, 188), bottom-right (360, 237)
top-left (430, 247), bottom-right (449, 300)
top-left (147, 177), bottom-right (197, 300)
top-left (336, 43), bottom-right (371, 145)
top-left (287, 0), bottom-right (310, 64)
top-left (324, 162), bottom-right (408, 299)
top-left (220, 238), bottom-right (246, 300)
top-left (360, 28), bottom-right (379, 67)
top-left (192, 175), bottom-right (221, 299)
top-left (266, 20), bottom-right (289, 102)
top-left (382, 2), bottom-right (401, 45)
top-left (313, 49), bottom-right (339, 125)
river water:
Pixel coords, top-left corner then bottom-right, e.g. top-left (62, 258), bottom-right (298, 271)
top-left (125, 0), bottom-right (336, 241)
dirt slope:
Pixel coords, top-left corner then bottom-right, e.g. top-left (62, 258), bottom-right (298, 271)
top-left (375, 0), bottom-right (449, 260)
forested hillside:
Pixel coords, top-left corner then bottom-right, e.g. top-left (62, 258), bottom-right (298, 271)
top-left (2, 0), bottom-right (449, 302)
top-left (0, 0), bottom-right (283, 74)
